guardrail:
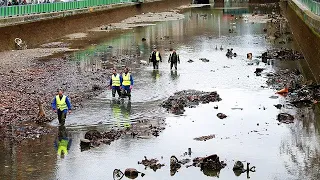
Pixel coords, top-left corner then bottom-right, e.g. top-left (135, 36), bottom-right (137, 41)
top-left (0, 0), bottom-right (140, 18)
top-left (299, 0), bottom-right (320, 15)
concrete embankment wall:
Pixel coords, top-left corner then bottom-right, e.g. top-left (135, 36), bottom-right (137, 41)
top-left (283, 1), bottom-right (320, 83)
top-left (0, 0), bottom-right (191, 51)
top-left (288, 0), bottom-right (320, 36)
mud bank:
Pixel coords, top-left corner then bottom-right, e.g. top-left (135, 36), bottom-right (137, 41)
top-left (0, 49), bottom-right (108, 141)
top-left (0, 0), bottom-right (191, 51)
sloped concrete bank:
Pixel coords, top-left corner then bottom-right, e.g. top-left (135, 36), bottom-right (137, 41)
top-left (283, 0), bottom-right (320, 83)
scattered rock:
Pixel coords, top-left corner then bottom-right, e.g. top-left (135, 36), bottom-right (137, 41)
top-left (124, 168), bottom-right (144, 179)
top-left (192, 154), bottom-right (226, 176)
top-left (92, 84), bottom-right (102, 91)
top-left (217, 113), bottom-right (227, 119)
top-left (138, 156), bottom-right (165, 171)
top-left (199, 58), bottom-right (210, 62)
top-left (194, 134), bottom-right (215, 141)
top-left (260, 48), bottom-right (304, 61)
top-left (277, 113), bottom-right (294, 124)
top-left (161, 90), bottom-right (222, 115)
top-left (226, 48), bottom-right (237, 58)
top-left (274, 104), bottom-right (282, 109)
top-left (187, 59), bottom-right (194, 63)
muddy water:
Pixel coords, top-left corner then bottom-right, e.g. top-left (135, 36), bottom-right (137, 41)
top-left (1, 3), bottom-right (320, 180)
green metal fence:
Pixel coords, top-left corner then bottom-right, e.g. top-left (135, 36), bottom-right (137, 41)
top-left (299, 0), bottom-right (320, 16)
top-left (0, 0), bottom-right (138, 18)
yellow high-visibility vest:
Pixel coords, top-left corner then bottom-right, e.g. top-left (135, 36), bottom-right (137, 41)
top-left (156, 51), bottom-right (160, 61)
top-left (56, 95), bottom-right (67, 111)
top-left (122, 73), bottom-right (131, 86)
top-left (112, 74), bottom-right (120, 86)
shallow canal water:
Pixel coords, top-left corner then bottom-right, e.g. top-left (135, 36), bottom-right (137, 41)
top-left (1, 3), bottom-right (320, 180)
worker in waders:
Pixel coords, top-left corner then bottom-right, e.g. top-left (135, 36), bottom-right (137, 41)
top-left (51, 90), bottom-right (72, 126)
top-left (54, 125), bottom-right (72, 158)
top-left (109, 68), bottom-right (123, 98)
top-left (121, 67), bottom-right (134, 101)
top-left (168, 49), bottom-right (180, 70)
top-left (149, 48), bottom-right (162, 69)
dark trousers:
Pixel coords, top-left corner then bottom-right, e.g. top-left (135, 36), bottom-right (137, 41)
top-left (57, 110), bottom-right (67, 126)
top-left (153, 61), bottom-right (159, 69)
top-left (122, 87), bottom-right (131, 100)
top-left (170, 62), bottom-right (177, 70)
top-left (112, 87), bottom-right (122, 97)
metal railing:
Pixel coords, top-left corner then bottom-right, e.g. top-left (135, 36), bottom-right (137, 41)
top-left (0, 0), bottom-right (137, 18)
top-left (299, 0), bottom-right (320, 15)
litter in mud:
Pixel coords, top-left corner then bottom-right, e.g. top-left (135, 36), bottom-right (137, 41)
top-left (274, 104), bottom-right (282, 109)
top-left (161, 90), bottom-right (222, 114)
top-left (277, 113), bottom-right (294, 124)
top-left (81, 119), bottom-right (165, 149)
top-left (192, 154), bottom-right (227, 177)
top-left (83, 129), bottom-right (123, 147)
top-left (138, 156), bottom-right (165, 171)
top-left (113, 168), bottom-right (145, 180)
top-left (194, 134), bottom-right (215, 141)
top-left (233, 161), bottom-right (256, 177)
top-left (266, 69), bottom-right (320, 107)
top-left (260, 48), bottom-right (304, 61)
top-left (226, 49), bottom-right (237, 58)
top-left (199, 58), bottom-right (210, 62)
top-left (217, 113), bottom-right (227, 119)
top-left (170, 155), bottom-right (191, 176)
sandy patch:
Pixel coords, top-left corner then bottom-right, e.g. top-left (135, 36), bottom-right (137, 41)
top-left (65, 33), bottom-right (88, 39)
top-left (243, 14), bottom-right (270, 23)
top-left (92, 11), bottom-right (184, 31)
top-left (0, 48), bottom-right (77, 69)
top-left (92, 23), bottom-right (156, 31)
top-left (40, 42), bottom-right (70, 48)
top-left (178, 4), bottom-right (211, 9)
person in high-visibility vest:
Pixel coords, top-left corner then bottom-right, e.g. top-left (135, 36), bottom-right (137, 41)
top-left (120, 67), bottom-right (134, 101)
top-left (54, 125), bottom-right (72, 158)
top-left (51, 90), bottom-right (72, 126)
top-left (149, 48), bottom-right (162, 69)
top-left (109, 68), bottom-right (123, 98)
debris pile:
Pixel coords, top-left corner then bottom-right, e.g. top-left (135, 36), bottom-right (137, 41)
top-left (82, 118), bottom-right (166, 150)
top-left (217, 113), bottom-right (227, 119)
top-left (83, 129), bottom-right (124, 147)
top-left (277, 113), bottom-right (294, 124)
top-left (192, 154), bottom-right (227, 176)
top-left (226, 48), bottom-right (237, 58)
top-left (261, 48), bottom-right (304, 61)
top-left (138, 156), bottom-right (165, 171)
top-left (266, 69), bottom-right (319, 107)
top-left (199, 58), bottom-right (210, 62)
top-left (194, 134), bottom-right (215, 141)
top-left (170, 155), bottom-right (191, 176)
top-left (233, 161), bottom-right (256, 176)
top-left (265, 13), bottom-right (293, 44)
top-left (161, 90), bottom-right (222, 114)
